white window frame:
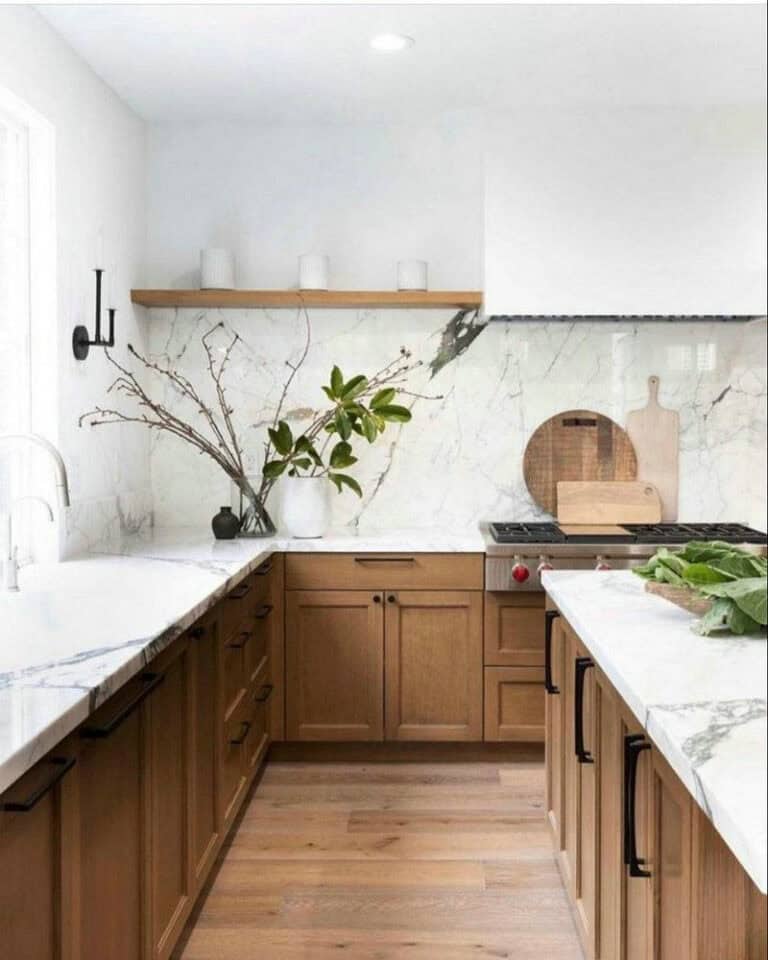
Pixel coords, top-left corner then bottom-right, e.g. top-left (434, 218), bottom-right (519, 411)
top-left (0, 84), bottom-right (57, 561)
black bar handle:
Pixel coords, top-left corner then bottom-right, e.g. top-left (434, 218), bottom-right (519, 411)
top-left (254, 604), bottom-right (273, 620)
top-left (81, 672), bottom-right (163, 739)
top-left (624, 734), bottom-right (652, 878)
top-left (2, 757), bottom-right (76, 812)
top-left (574, 657), bottom-right (595, 764)
top-left (545, 610), bottom-right (561, 695)
top-left (226, 631), bottom-right (251, 650)
top-left (354, 556), bottom-right (415, 564)
top-left (254, 683), bottom-right (274, 704)
top-left (229, 721), bottom-right (251, 745)
top-left (255, 559), bottom-right (273, 576)
top-left (227, 581), bottom-right (252, 600)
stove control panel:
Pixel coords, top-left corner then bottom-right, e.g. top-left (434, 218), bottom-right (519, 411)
top-left (485, 554), bottom-right (639, 591)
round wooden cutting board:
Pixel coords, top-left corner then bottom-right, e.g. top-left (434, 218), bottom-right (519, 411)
top-left (523, 410), bottom-right (638, 515)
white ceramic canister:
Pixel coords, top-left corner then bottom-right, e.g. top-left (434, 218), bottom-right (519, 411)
top-left (397, 259), bottom-right (428, 291)
top-left (200, 248), bottom-right (235, 289)
top-left (280, 475), bottom-right (332, 538)
top-left (298, 254), bottom-right (330, 291)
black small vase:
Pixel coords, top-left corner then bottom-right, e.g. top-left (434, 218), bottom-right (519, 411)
top-left (212, 506), bottom-right (240, 540)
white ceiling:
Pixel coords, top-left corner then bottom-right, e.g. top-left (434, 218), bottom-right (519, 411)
top-left (37, 3), bottom-right (767, 123)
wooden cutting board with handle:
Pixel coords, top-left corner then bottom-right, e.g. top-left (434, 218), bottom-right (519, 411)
top-left (523, 410), bottom-right (638, 515)
top-left (557, 481), bottom-right (663, 524)
top-left (625, 376), bottom-right (680, 522)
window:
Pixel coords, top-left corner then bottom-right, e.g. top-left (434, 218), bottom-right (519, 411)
top-left (0, 105), bottom-right (32, 438)
top-left (0, 85), bottom-right (56, 557)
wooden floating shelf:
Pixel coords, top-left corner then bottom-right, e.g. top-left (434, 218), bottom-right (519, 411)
top-left (130, 289), bottom-right (483, 309)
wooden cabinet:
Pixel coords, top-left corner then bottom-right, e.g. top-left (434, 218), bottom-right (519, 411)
top-left (188, 617), bottom-right (219, 885)
top-left (286, 590), bottom-right (384, 741)
top-left (145, 640), bottom-right (192, 960)
top-left (77, 674), bottom-right (153, 960)
top-left (545, 603), bottom-right (767, 960)
top-left (385, 591), bottom-right (483, 741)
top-left (545, 610), bottom-right (566, 850)
top-left (649, 748), bottom-right (693, 960)
top-left (0, 753), bottom-right (76, 960)
top-left (484, 667), bottom-right (545, 741)
top-left (484, 592), bottom-right (545, 666)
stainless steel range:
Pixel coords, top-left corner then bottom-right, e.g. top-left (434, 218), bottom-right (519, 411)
top-left (482, 521), bottom-right (768, 591)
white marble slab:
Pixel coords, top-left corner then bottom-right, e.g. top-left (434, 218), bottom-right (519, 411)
top-left (0, 525), bottom-right (483, 795)
top-left (542, 569), bottom-right (767, 893)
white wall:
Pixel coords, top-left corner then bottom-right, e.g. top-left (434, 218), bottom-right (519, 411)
top-left (146, 121), bottom-right (483, 290)
top-left (0, 6), bottom-right (151, 555)
top-left (485, 106), bottom-right (768, 316)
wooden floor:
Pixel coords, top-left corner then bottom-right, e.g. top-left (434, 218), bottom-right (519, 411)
top-left (175, 743), bottom-right (583, 960)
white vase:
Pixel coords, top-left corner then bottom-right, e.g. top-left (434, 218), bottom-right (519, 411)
top-left (280, 475), bottom-right (332, 538)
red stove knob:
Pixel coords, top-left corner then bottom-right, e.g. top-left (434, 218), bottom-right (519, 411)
top-left (595, 556), bottom-right (612, 572)
top-left (512, 560), bottom-right (531, 583)
top-left (538, 557), bottom-right (554, 574)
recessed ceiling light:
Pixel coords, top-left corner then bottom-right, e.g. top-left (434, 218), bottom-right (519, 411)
top-left (370, 33), bottom-right (415, 53)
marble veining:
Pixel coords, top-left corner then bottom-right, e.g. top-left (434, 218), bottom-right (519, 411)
top-left (542, 569), bottom-right (767, 893)
top-left (0, 525), bottom-right (483, 796)
top-left (144, 310), bottom-right (767, 533)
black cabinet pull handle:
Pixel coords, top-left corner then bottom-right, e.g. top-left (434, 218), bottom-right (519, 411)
top-left (2, 757), bottom-right (76, 812)
top-left (227, 631), bottom-right (251, 650)
top-left (254, 603), bottom-right (273, 620)
top-left (228, 581), bottom-right (252, 600)
top-left (373, 594), bottom-right (382, 603)
top-left (81, 672), bottom-right (163, 739)
top-left (545, 610), bottom-right (561, 695)
top-left (624, 734), bottom-right (652, 878)
top-left (189, 626), bottom-right (205, 640)
top-left (255, 559), bottom-right (273, 576)
top-left (574, 657), bottom-right (595, 764)
top-left (254, 683), bottom-right (274, 704)
top-left (229, 721), bottom-right (251, 745)
top-left (387, 594), bottom-right (397, 604)
top-left (354, 557), bottom-right (415, 564)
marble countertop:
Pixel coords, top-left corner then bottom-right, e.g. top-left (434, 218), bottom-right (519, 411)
top-left (0, 525), bottom-right (485, 795)
top-left (542, 569), bottom-right (767, 894)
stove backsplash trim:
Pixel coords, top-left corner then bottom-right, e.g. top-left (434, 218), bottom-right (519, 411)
top-left (143, 309), bottom-right (767, 533)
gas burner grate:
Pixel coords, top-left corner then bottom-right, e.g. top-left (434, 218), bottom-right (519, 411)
top-left (489, 522), bottom-right (566, 544)
top-left (622, 523), bottom-right (768, 545)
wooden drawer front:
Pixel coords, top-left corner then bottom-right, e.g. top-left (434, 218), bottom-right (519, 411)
top-left (245, 657), bottom-right (273, 773)
top-left (221, 622), bottom-right (250, 719)
top-left (246, 604), bottom-right (272, 686)
top-left (484, 592), bottom-right (545, 666)
top-left (286, 553), bottom-right (484, 591)
top-left (220, 574), bottom-right (256, 645)
top-left (484, 667), bottom-right (545, 742)
top-left (220, 706), bottom-right (248, 825)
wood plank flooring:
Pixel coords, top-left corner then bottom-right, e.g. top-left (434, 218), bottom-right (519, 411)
top-left (175, 743), bottom-right (582, 960)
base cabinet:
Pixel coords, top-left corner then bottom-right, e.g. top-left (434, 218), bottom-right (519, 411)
top-left (0, 755), bottom-right (75, 960)
top-left (386, 591), bottom-right (483, 741)
top-left (286, 590), bottom-right (384, 741)
top-left (78, 680), bottom-right (148, 960)
top-left (545, 603), bottom-right (768, 960)
top-left (0, 555), bottom-right (282, 960)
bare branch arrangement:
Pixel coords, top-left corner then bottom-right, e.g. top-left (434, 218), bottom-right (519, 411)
top-left (80, 309), bottom-right (439, 535)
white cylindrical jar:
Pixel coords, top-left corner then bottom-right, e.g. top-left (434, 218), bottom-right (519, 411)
top-left (397, 259), bottom-right (428, 291)
top-left (200, 249), bottom-right (235, 289)
top-left (280, 475), bottom-right (332, 538)
top-left (298, 254), bottom-right (330, 291)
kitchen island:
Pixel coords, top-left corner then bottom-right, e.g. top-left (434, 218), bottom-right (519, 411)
top-left (542, 569), bottom-right (767, 959)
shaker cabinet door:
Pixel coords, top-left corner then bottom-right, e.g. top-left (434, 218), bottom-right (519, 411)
top-left (286, 590), bottom-right (384, 741)
top-left (385, 591), bottom-right (483, 741)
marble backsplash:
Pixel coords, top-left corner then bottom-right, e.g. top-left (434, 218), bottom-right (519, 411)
top-left (140, 309), bottom-right (767, 533)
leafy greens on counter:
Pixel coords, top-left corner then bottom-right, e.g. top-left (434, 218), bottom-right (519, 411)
top-left (634, 541), bottom-right (768, 636)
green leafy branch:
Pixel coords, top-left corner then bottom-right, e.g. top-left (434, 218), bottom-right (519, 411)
top-left (260, 354), bottom-right (433, 500)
